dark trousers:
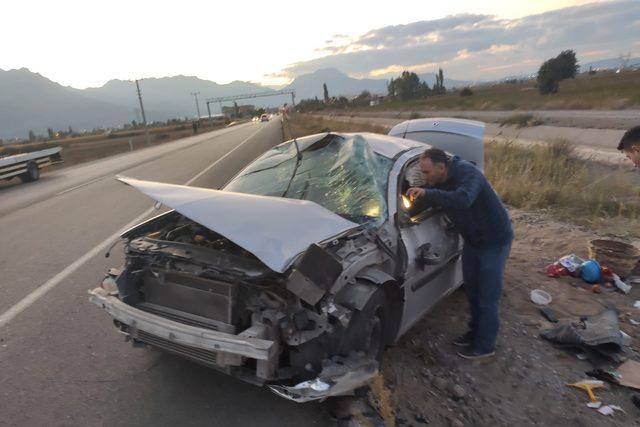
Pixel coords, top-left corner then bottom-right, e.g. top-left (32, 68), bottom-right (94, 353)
top-left (462, 241), bottom-right (511, 353)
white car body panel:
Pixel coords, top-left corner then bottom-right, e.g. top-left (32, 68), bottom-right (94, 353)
top-left (388, 118), bottom-right (485, 170)
top-left (117, 177), bottom-right (359, 273)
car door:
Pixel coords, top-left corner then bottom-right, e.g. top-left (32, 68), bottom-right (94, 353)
top-left (390, 153), bottom-right (463, 337)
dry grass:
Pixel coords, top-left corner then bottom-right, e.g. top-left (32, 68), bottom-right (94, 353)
top-left (359, 69), bottom-right (640, 111)
top-left (284, 114), bottom-right (389, 140)
top-left (485, 139), bottom-right (640, 222)
top-left (288, 115), bottom-right (640, 236)
top-left (499, 113), bottom-right (544, 128)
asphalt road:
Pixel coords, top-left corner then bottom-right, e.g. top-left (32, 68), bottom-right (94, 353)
top-left (0, 120), bottom-right (333, 426)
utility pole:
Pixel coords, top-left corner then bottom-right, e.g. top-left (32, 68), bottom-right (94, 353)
top-left (206, 101), bottom-right (212, 119)
top-left (191, 91), bottom-right (201, 118)
top-left (135, 79), bottom-right (151, 146)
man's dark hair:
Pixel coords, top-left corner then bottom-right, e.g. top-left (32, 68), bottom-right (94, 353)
top-left (618, 125), bottom-right (640, 151)
top-left (421, 147), bottom-right (450, 165)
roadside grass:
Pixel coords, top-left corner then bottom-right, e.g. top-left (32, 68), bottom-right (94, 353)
top-left (499, 113), bottom-right (544, 128)
top-left (284, 113), bottom-right (389, 140)
top-left (288, 115), bottom-right (640, 236)
top-left (485, 139), bottom-right (640, 223)
top-left (356, 69), bottom-right (640, 111)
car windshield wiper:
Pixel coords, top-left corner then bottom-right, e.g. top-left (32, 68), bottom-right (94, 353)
top-left (281, 139), bottom-right (303, 198)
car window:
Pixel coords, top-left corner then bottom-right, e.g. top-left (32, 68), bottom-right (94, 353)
top-left (224, 134), bottom-right (394, 226)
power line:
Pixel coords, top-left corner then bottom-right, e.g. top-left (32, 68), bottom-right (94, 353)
top-left (206, 89), bottom-right (295, 117)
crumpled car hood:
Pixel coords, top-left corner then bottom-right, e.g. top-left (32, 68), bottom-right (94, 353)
top-left (117, 177), bottom-right (359, 273)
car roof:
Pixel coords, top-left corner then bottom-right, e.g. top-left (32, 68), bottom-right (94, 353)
top-left (283, 132), bottom-right (424, 159)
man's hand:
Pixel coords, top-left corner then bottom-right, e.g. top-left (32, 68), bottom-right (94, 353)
top-left (407, 187), bottom-right (426, 201)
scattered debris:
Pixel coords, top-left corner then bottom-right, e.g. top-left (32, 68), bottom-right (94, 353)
top-left (580, 260), bottom-right (602, 284)
top-left (597, 405), bottom-right (625, 416)
top-left (587, 401), bottom-right (602, 409)
top-left (634, 301), bottom-right (640, 310)
top-left (612, 274), bottom-right (632, 294)
top-left (588, 239), bottom-right (640, 279)
top-left (559, 254), bottom-right (585, 275)
top-left (566, 380), bottom-right (606, 403)
top-left (630, 319), bottom-right (640, 326)
top-left (632, 394), bottom-right (640, 410)
top-left (541, 309), bottom-right (625, 363)
top-left (539, 307), bottom-right (558, 323)
top-left (546, 248), bottom-right (637, 295)
top-left (530, 289), bottom-right (552, 305)
top-left (617, 360), bottom-right (640, 391)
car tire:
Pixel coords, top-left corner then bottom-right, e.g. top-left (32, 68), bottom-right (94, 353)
top-left (339, 287), bottom-right (387, 362)
top-left (20, 162), bottom-right (40, 182)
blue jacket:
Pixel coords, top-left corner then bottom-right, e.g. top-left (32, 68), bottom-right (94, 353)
top-left (427, 156), bottom-right (513, 248)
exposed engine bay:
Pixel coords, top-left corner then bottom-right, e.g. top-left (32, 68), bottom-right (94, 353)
top-left (92, 209), bottom-right (395, 399)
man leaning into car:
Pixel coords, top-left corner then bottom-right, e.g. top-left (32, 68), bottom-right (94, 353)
top-left (407, 148), bottom-right (513, 360)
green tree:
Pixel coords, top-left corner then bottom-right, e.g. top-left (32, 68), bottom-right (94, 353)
top-left (334, 96), bottom-right (349, 109)
top-left (432, 68), bottom-right (446, 94)
top-left (418, 81), bottom-right (430, 97)
top-left (323, 83), bottom-right (329, 103)
top-left (297, 98), bottom-right (325, 112)
top-left (47, 128), bottom-right (55, 139)
top-left (537, 50), bottom-right (579, 94)
top-left (388, 71), bottom-right (422, 101)
top-left (28, 130), bottom-right (36, 142)
top-left (351, 90), bottom-right (372, 107)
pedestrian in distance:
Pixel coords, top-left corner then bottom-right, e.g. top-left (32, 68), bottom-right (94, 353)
top-left (407, 148), bottom-right (513, 360)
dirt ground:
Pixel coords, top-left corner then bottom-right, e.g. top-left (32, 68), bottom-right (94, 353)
top-left (339, 210), bottom-right (640, 426)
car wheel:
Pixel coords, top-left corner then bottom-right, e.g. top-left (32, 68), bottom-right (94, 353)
top-left (339, 287), bottom-right (387, 362)
top-left (20, 162), bottom-right (40, 182)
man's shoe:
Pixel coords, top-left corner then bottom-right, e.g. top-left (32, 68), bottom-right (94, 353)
top-left (457, 347), bottom-right (495, 360)
top-left (452, 331), bottom-right (474, 347)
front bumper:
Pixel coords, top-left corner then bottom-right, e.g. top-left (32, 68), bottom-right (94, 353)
top-left (89, 289), bottom-right (379, 402)
top-left (89, 288), bottom-right (278, 379)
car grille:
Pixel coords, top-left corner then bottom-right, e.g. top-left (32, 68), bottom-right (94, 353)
top-left (135, 329), bottom-right (219, 368)
top-left (137, 302), bottom-right (235, 334)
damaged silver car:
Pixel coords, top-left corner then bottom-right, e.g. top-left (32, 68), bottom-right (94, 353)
top-left (89, 118), bottom-right (485, 402)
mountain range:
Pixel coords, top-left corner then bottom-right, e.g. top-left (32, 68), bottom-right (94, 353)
top-left (0, 56), bottom-right (630, 140)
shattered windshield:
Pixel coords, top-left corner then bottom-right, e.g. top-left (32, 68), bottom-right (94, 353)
top-left (224, 134), bottom-right (393, 226)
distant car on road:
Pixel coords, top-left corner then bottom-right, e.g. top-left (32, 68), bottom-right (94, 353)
top-left (260, 114), bottom-right (269, 122)
top-left (90, 119), bottom-right (485, 402)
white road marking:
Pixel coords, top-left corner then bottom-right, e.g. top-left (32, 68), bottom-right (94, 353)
top-left (56, 176), bottom-right (107, 195)
top-left (0, 124), bottom-right (267, 328)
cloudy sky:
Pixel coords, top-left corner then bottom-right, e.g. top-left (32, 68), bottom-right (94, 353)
top-left (1, 0), bottom-right (637, 88)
